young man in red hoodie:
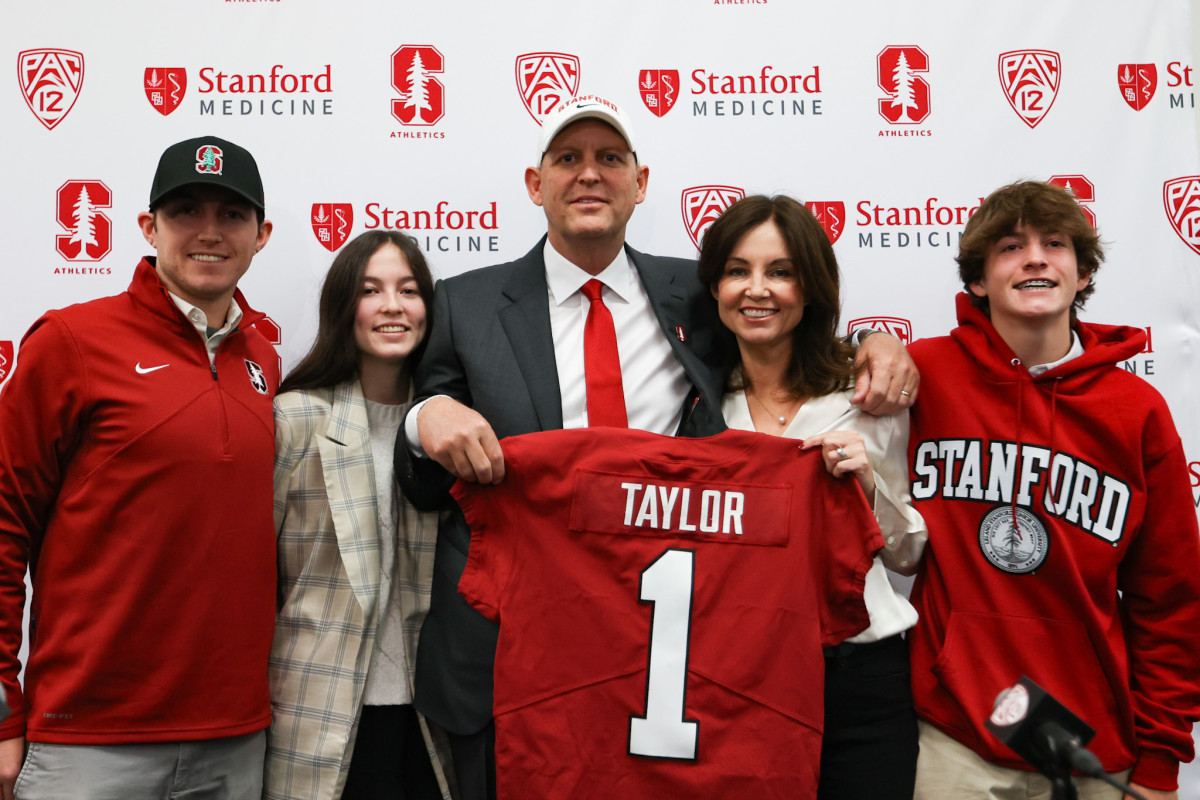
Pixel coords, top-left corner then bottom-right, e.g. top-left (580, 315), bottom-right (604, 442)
top-left (907, 181), bottom-right (1200, 800)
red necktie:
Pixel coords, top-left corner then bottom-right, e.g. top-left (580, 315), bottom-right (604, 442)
top-left (581, 279), bottom-right (628, 427)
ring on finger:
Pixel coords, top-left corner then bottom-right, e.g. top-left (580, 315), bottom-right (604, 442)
top-left (835, 446), bottom-right (849, 461)
top-left (900, 390), bottom-right (911, 398)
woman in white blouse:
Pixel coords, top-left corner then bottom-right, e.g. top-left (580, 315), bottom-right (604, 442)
top-left (266, 231), bottom-right (455, 800)
top-left (697, 195), bottom-right (926, 800)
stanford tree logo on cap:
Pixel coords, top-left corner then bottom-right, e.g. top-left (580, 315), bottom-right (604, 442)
top-left (195, 145), bottom-right (224, 175)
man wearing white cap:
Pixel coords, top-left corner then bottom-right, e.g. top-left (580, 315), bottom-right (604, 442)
top-left (395, 96), bottom-right (915, 799)
top-left (0, 136), bottom-right (277, 799)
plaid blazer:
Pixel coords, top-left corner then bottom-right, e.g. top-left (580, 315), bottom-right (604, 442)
top-left (264, 381), bottom-right (455, 800)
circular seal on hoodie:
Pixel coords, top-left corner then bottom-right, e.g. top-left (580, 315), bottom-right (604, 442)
top-left (978, 505), bottom-right (1049, 574)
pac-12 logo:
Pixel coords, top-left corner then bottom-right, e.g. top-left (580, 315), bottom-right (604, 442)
top-left (1047, 175), bottom-right (1096, 227)
top-left (999, 49), bottom-right (1060, 128)
top-left (312, 204), bottom-right (354, 252)
top-left (515, 52), bottom-right (580, 125)
top-left (1163, 176), bottom-right (1200, 255)
top-left (877, 46), bottom-right (930, 124)
top-left (639, 69), bottom-right (679, 117)
top-left (1117, 63), bottom-right (1156, 111)
top-left (56, 180), bottom-right (112, 262)
top-left (805, 201), bottom-right (846, 244)
top-left (681, 186), bottom-right (744, 249)
top-left (144, 67), bottom-right (187, 116)
top-left (18, 48), bottom-right (84, 130)
top-left (847, 317), bottom-right (912, 345)
top-left (0, 342), bottom-right (13, 387)
top-left (392, 45), bottom-right (445, 126)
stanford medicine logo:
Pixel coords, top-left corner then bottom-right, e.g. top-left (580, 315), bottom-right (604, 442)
top-left (392, 45), bottom-right (444, 126)
top-left (312, 204), bottom-right (354, 252)
top-left (516, 52), bottom-right (580, 124)
top-left (877, 46), bottom-right (930, 124)
top-left (1047, 175), bottom-right (1096, 227)
top-left (18, 48), bottom-right (84, 130)
top-left (999, 50), bottom-right (1060, 128)
top-left (56, 180), bottom-right (112, 262)
top-left (1164, 176), bottom-right (1200, 255)
top-left (681, 186), bottom-right (744, 249)
top-left (848, 317), bottom-right (913, 345)
top-left (639, 70), bottom-right (680, 117)
top-left (145, 67), bottom-right (187, 116)
top-left (0, 342), bottom-right (12, 387)
top-left (1117, 64), bottom-right (1156, 111)
top-left (805, 201), bottom-right (846, 244)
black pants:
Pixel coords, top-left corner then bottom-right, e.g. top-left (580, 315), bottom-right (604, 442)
top-left (819, 634), bottom-right (919, 800)
top-left (342, 704), bottom-right (442, 800)
top-left (445, 722), bottom-right (496, 800)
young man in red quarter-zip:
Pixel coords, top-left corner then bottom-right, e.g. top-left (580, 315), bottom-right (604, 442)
top-left (906, 180), bottom-right (1200, 800)
top-left (0, 136), bottom-right (278, 800)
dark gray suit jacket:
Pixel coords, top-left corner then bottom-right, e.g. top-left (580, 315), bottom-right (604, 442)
top-left (396, 238), bottom-right (729, 735)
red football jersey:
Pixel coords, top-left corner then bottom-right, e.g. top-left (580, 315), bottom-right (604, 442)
top-left (455, 428), bottom-right (883, 799)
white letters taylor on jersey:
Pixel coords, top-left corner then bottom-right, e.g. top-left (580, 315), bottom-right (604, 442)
top-left (454, 428), bottom-right (883, 799)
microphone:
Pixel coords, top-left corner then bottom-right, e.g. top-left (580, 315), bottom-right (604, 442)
top-left (985, 676), bottom-right (1147, 800)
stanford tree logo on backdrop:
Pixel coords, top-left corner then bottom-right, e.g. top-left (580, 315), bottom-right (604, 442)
top-left (55, 180), bottom-right (112, 266)
top-left (392, 45), bottom-right (445, 126)
top-left (312, 204), bottom-right (354, 252)
top-left (1117, 64), bottom-right (1156, 111)
top-left (847, 317), bottom-right (912, 346)
top-left (1047, 175), bottom-right (1096, 227)
top-left (805, 201), bottom-right (846, 244)
top-left (998, 50), bottom-right (1060, 128)
top-left (681, 186), bottom-right (744, 249)
top-left (0, 342), bottom-right (13, 387)
top-left (145, 68), bottom-right (187, 116)
top-left (515, 52), bottom-right (580, 125)
top-left (18, 48), bottom-right (84, 130)
top-left (877, 46), bottom-right (930, 126)
top-left (639, 70), bottom-right (680, 117)
top-left (1163, 176), bottom-right (1200, 256)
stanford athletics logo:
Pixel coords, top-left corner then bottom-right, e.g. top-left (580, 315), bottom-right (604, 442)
top-left (0, 342), bottom-right (12, 387)
top-left (312, 204), bottom-right (354, 252)
top-left (877, 46), bottom-right (930, 124)
top-left (639, 70), bottom-right (680, 117)
top-left (195, 144), bottom-right (223, 175)
top-left (515, 52), bottom-right (580, 125)
top-left (1117, 63), bottom-right (1156, 111)
top-left (1164, 176), bottom-right (1200, 255)
top-left (144, 67), bottom-right (187, 116)
top-left (681, 186), bottom-right (744, 249)
top-left (847, 317), bottom-right (912, 345)
top-left (392, 45), bottom-right (445, 126)
top-left (998, 50), bottom-right (1060, 128)
top-left (1047, 175), bottom-right (1096, 227)
top-left (56, 180), bottom-right (112, 262)
top-left (18, 48), bottom-right (84, 130)
top-left (805, 201), bottom-right (846, 244)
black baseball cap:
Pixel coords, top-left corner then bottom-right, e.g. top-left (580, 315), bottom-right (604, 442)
top-left (148, 135), bottom-right (265, 211)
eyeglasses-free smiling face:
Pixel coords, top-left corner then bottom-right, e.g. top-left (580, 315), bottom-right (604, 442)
top-left (353, 242), bottom-right (428, 368)
top-left (713, 219), bottom-right (806, 361)
top-left (970, 222), bottom-right (1089, 335)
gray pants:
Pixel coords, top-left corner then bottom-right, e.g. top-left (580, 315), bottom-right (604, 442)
top-left (15, 731), bottom-right (265, 800)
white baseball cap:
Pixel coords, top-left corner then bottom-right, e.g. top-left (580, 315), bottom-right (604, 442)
top-left (535, 95), bottom-right (638, 164)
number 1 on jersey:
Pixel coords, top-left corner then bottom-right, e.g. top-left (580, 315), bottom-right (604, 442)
top-left (629, 548), bottom-right (699, 760)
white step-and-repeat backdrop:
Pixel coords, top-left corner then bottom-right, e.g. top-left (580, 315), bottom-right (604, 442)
top-left (4, 0), bottom-right (1199, 790)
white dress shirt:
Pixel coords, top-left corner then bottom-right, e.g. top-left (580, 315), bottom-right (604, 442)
top-left (406, 240), bottom-right (692, 452)
top-left (722, 388), bottom-right (927, 643)
top-left (542, 241), bottom-right (690, 433)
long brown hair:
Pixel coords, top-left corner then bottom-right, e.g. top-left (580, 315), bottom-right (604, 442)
top-left (279, 231), bottom-right (435, 394)
top-left (697, 194), bottom-right (855, 398)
